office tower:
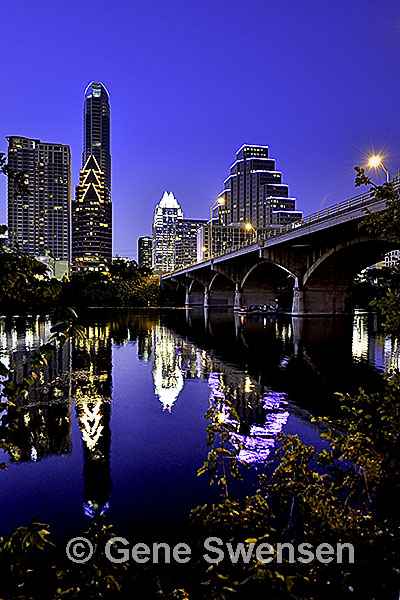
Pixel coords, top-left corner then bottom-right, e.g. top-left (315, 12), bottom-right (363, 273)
top-left (152, 191), bottom-right (183, 273)
top-left (217, 144), bottom-right (300, 229)
top-left (72, 81), bottom-right (112, 271)
top-left (197, 223), bottom-right (252, 261)
top-left (6, 136), bottom-right (70, 260)
top-left (72, 156), bottom-right (112, 271)
top-left (175, 218), bottom-right (207, 269)
top-left (82, 82), bottom-right (111, 199)
top-left (138, 236), bottom-right (153, 269)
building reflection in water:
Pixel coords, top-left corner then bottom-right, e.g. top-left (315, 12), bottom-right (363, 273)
top-left (0, 316), bottom-right (72, 463)
top-left (207, 371), bottom-right (289, 463)
top-left (1, 309), bottom-right (399, 509)
top-left (0, 316), bottom-right (113, 520)
top-left (352, 312), bottom-right (400, 371)
top-left (73, 324), bottom-right (112, 519)
top-left (148, 321), bottom-right (290, 463)
top-left (152, 325), bottom-right (184, 411)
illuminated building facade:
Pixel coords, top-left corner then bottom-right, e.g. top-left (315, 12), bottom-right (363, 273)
top-left (138, 236), bottom-right (153, 269)
top-left (152, 191), bottom-right (183, 273)
top-left (385, 250), bottom-right (399, 268)
top-left (82, 82), bottom-right (111, 199)
top-left (197, 222), bottom-right (273, 260)
top-left (72, 155), bottom-right (112, 271)
top-left (6, 136), bottom-right (71, 260)
top-left (175, 218), bottom-right (207, 268)
top-left (216, 144), bottom-right (301, 231)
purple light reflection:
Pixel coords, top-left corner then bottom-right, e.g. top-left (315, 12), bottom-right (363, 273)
top-left (207, 372), bottom-right (290, 465)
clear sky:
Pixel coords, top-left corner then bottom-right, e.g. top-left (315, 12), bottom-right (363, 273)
top-left (1, 0), bottom-right (400, 260)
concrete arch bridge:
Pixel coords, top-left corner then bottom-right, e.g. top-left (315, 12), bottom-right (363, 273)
top-left (162, 188), bottom-right (400, 315)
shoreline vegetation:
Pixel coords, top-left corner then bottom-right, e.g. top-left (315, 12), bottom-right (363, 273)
top-left (0, 170), bottom-right (399, 598)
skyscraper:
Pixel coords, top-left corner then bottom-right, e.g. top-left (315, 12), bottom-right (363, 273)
top-left (138, 236), bottom-right (153, 269)
top-left (7, 136), bottom-right (71, 261)
top-left (175, 218), bottom-right (207, 269)
top-left (82, 82), bottom-right (111, 199)
top-left (196, 144), bottom-right (302, 259)
top-left (217, 144), bottom-right (300, 229)
top-left (152, 191), bottom-right (183, 273)
top-left (72, 82), bottom-right (112, 271)
top-left (72, 156), bottom-right (112, 271)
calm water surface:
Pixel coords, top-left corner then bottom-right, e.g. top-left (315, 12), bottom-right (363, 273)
top-left (0, 309), bottom-right (398, 546)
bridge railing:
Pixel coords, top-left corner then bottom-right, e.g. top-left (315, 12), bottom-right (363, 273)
top-left (164, 182), bottom-right (399, 276)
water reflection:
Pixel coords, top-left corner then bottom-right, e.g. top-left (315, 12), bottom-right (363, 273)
top-left (152, 326), bottom-right (184, 411)
top-left (0, 317), bottom-right (72, 463)
top-left (0, 316), bottom-right (113, 520)
top-left (0, 309), bottom-right (398, 537)
top-left (208, 371), bottom-right (289, 463)
top-left (352, 313), bottom-right (400, 371)
top-left (73, 326), bottom-right (112, 519)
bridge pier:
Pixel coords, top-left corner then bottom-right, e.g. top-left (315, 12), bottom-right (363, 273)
top-left (204, 287), bottom-right (210, 307)
top-left (184, 281), bottom-right (205, 306)
top-left (292, 285), bottom-right (352, 315)
top-left (234, 283), bottom-right (242, 310)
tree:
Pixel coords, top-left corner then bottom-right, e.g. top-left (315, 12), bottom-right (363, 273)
top-left (0, 239), bottom-right (62, 311)
top-left (0, 152), bottom-right (28, 197)
top-left (354, 166), bottom-right (400, 333)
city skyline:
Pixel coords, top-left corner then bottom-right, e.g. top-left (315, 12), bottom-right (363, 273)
top-left (1, 1), bottom-right (400, 261)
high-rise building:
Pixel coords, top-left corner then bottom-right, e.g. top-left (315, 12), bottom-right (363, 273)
top-left (175, 218), bottom-right (207, 269)
top-left (82, 82), bottom-right (111, 199)
top-left (6, 136), bottom-right (71, 261)
top-left (152, 191), bottom-right (183, 273)
top-left (197, 223), bottom-right (261, 261)
top-left (72, 156), bottom-right (112, 271)
top-left (217, 144), bottom-right (301, 229)
top-left (138, 236), bottom-right (153, 269)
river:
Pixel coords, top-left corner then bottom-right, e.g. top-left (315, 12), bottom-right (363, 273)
top-left (0, 308), bottom-right (398, 548)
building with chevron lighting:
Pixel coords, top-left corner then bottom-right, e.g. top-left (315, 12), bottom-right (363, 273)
top-left (72, 155), bottom-right (112, 271)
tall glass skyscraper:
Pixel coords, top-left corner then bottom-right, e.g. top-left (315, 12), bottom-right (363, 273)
top-left (72, 82), bottom-right (112, 271)
top-left (82, 82), bottom-right (111, 199)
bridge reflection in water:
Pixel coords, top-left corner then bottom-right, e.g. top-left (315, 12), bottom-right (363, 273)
top-left (0, 309), bottom-right (398, 538)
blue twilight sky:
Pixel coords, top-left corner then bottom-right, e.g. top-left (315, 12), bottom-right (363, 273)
top-left (1, 0), bottom-right (400, 260)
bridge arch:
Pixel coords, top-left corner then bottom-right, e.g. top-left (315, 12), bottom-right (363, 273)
top-left (240, 260), bottom-right (296, 309)
top-left (208, 272), bottom-right (236, 306)
top-left (185, 278), bottom-right (205, 306)
top-left (303, 237), bottom-right (397, 286)
top-left (294, 236), bottom-right (400, 315)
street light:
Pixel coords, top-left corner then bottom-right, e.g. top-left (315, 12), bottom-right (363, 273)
top-left (245, 222), bottom-right (257, 243)
top-left (201, 246), bottom-right (208, 260)
top-left (209, 197), bottom-right (225, 261)
top-left (367, 155), bottom-right (389, 183)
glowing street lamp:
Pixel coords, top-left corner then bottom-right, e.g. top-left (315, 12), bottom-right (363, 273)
top-left (209, 197), bottom-right (225, 261)
top-left (245, 222), bottom-right (257, 243)
top-left (367, 155), bottom-right (389, 183)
